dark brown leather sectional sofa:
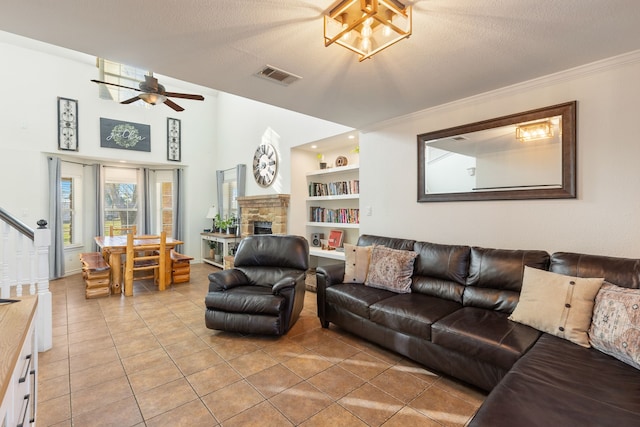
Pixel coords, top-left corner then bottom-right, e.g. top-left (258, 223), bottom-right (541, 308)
top-left (316, 235), bottom-right (640, 426)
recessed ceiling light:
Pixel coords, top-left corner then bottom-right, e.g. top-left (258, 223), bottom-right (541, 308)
top-left (311, 145), bottom-right (318, 149)
top-left (348, 135), bottom-right (355, 139)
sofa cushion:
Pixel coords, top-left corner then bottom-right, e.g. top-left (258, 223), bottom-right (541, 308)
top-left (550, 251), bottom-right (640, 289)
top-left (365, 246), bottom-right (418, 293)
top-left (464, 247), bottom-right (550, 313)
top-left (412, 241), bottom-right (470, 303)
top-left (589, 282), bottom-right (640, 369)
top-left (325, 283), bottom-right (396, 319)
top-left (343, 243), bottom-right (373, 284)
top-left (357, 234), bottom-right (415, 251)
top-left (369, 293), bottom-right (462, 340)
top-left (432, 307), bottom-right (541, 370)
top-left (469, 334), bottom-right (640, 426)
top-left (509, 266), bottom-right (603, 348)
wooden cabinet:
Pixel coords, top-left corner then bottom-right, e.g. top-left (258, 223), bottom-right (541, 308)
top-left (0, 295), bottom-right (38, 427)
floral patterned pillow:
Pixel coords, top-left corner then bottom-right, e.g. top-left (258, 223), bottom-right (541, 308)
top-left (364, 246), bottom-right (418, 293)
top-left (589, 282), bottom-right (640, 370)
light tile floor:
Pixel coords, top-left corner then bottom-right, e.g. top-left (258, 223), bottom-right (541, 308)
top-left (37, 263), bottom-right (486, 426)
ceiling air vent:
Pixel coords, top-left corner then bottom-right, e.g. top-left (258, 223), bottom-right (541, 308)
top-left (254, 65), bottom-right (301, 86)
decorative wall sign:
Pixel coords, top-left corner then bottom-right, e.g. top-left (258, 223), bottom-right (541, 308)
top-left (100, 118), bottom-right (151, 152)
top-left (58, 97), bottom-right (78, 151)
top-left (167, 118), bottom-right (181, 161)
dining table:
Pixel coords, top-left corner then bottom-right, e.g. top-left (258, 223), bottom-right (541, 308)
top-left (94, 235), bottom-right (184, 296)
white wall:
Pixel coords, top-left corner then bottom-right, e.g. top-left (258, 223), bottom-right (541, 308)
top-left (215, 92), bottom-right (352, 197)
top-left (0, 31), bottom-right (352, 274)
top-left (359, 51), bottom-right (640, 258)
top-left (0, 32), bottom-right (218, 267)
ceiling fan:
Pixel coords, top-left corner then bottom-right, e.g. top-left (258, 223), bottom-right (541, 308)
top-left (90, 73), bottom-right (204, 112)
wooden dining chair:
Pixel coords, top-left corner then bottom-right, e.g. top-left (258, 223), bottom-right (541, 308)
top-left (123, 231), bottom-right (167, 296)
top-left (109, 225), bottom-right (137, 237)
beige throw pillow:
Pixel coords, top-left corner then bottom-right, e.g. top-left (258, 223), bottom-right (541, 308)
top-left (365, 246), bottom-right (418, 293)
top-left (343, 243), bottom-right (374, 284)
top-left (509, 266), bottom-right (604, 347)
top-left (589, 282), bottom-right (640, 370)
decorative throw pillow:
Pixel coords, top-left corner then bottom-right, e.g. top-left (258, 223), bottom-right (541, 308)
top-left (589, 282), bottom-right (640, 370)
top-left (364, 246), bottom-right (418, 293)
top-left (343, 243), bottom-right (374, 284)
top-left (509, 266), bottom-right (604, 347)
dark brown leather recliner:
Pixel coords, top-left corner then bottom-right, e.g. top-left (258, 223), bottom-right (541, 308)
top-left (205, 234), bottom-right (309, 335)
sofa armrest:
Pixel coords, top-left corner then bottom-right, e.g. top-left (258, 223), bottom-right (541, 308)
top-left (272, 272), bottom-right (307, 332)
top-left (207, 269), bottom-right (249, 292)
top-left (316, 264), bottom-right (345, 291)
top-left (272, 273), bottom-right (305, 294)
top-left (316, 263), bottom-right (345, 328)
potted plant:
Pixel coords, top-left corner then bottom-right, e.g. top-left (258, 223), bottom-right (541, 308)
top-left (317, 153), bottom-right (327, 169)
top-left (213, 214), bottom-right (224, 233)
top-left (208, 240), bottom-right (223, 262)
top-left (226, 215), bottom-right (238, 235)
top-left (207, 240), bottom-right (217, 259)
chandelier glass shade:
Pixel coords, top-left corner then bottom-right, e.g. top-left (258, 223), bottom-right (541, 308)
top-left (516, 120), bottom-right (554, 142)
top-left (324, 0), bottom-right (412, 61)
top-left (138, 92), bottom-right (167, 105)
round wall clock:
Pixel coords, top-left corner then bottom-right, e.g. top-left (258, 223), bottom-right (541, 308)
top-left (252, 143), bottom-right (278, 187)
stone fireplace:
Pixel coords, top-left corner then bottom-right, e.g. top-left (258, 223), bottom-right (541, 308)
top-left (237, 194), bottom-right (290, 238)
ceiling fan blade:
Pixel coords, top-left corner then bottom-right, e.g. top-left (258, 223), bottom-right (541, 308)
top-left (121, 96), bottom-right (141, 104)
top-left (91, 79), bottom-right (141, 92)
top-left (164, 99), bottom-right (184, 112)
top-left (164, 92), bottom-right (205, 101)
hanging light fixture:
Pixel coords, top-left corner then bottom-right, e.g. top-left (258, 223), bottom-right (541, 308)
top-left (138, 92), bottom-right (167, 105)
top-left (324, 0), bottom-right (412, 62)
top-left (515, 120), bottom-right (554, 142)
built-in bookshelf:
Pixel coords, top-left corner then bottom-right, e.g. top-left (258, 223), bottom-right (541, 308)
top-left (306, 164), bottom-right (359, 260)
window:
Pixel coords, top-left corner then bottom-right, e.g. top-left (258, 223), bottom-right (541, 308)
top-left (103, 168), bottom-right (139, 235)
top-left (96, 58), bottom-right (148, 103)
top-left (156, 171), bottom-right (173, 236)
top-left (61, 163), bottom-right (83, 247)
top-left (61, 177), bottom-right (74, 246)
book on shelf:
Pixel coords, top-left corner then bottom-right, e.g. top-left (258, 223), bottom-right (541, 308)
top-left (308, 180), bottom-right (359, 197)
top-left (309, 207), bottom-right (360, 224)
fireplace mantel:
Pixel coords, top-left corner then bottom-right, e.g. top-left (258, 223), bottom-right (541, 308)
top-left (237, 194), bottom-right (290, 237)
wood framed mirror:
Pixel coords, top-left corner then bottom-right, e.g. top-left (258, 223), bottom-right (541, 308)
top-left (418, 101), bottom-right (576, 202)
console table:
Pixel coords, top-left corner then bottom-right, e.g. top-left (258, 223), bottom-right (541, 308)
top-left (201, 232), bottom-right (240, 269)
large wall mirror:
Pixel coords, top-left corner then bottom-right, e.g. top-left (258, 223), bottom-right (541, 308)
top-left (418, 101), bottom-right (576, 202)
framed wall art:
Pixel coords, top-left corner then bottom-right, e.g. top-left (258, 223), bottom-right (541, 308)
top-left (167, 117), bottom-right (181, 161)
top-left (58, 97), bottom-right (78, 151)
top-left (328, 229), bottom-right (344, 249)
top-left (100, 118), bottom-right (151, 152)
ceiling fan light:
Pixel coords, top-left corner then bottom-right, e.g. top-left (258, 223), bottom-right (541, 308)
top-left (139, 93), bottom-right (167, 105)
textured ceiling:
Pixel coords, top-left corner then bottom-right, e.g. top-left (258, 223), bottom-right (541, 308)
top-left (1, 0), bottom-right (640, 129)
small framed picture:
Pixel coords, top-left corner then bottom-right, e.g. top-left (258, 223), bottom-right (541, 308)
top-left (328, 229), bottom-right (344, 249)
top-left (167, 117), bottom-right (181, 161)
top-left (58, 97), bottom-right (78, 151)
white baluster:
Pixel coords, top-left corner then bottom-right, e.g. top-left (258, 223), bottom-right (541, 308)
top-left (1, 222), bottom-right (9, 298)
top-left (15, 232), bottom-right (24, 297)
